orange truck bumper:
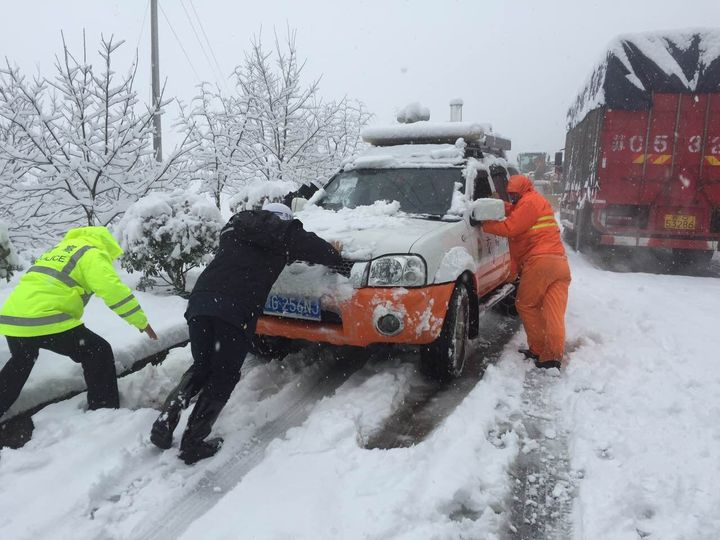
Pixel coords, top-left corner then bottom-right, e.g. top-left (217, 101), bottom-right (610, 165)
top-left (256, 283), bottom-right (456, 347)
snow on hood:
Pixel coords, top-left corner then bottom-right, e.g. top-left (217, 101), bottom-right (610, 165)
top-left (270, 262), bottom-right (353, 304)
top-left (296, 201), bottom-right (452, 260)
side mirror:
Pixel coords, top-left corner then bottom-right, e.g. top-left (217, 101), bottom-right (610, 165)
top-left (291, 197), bottom-right (308, 213)
top-left (470, 198), bottom-right (505, 223)
top-left (554, 151), bottom-right (563, 169)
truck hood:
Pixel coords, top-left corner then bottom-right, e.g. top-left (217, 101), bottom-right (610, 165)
top-left (296, 202), bottom-right (458, 260)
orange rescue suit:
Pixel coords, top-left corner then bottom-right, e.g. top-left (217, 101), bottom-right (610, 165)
top-left (482, 175), bottom-right (571, 364)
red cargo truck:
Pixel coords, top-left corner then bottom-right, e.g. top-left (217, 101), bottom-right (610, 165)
top-left (560, 31), bottom-right (720, 265)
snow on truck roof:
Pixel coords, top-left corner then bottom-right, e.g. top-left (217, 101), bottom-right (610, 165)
top-left (343, 142), bottom-right (467, 170)
top-left (568, 29), bottom-right (720, 129)
top-left (347, 121), bottom-right (511, 170)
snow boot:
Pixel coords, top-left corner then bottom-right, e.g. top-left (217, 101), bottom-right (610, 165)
top-left (178, 394), bottom-right (226, 465)
top-left (534, 358), bottom-right (561, 370)
top-left (150, 367), bottom-right (200, 450)
top-left (518, 348), bottom-right (539, 361)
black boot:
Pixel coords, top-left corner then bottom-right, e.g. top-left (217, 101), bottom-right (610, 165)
top-left (518, 348), bottom-right (539, 361)
top-left (150, 367), bottom-right (200, 450)
top-left (179, 393), bottom-right (226, 465)
top-left (534, 358), bottom-right (562, 370)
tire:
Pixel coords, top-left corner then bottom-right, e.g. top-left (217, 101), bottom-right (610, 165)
top-left (420, 283), bottom-right (470, 382)
top-left (249, 335), bottom-right (294, 361)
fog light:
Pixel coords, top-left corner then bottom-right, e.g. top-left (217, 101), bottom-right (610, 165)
top-left (376, 314), bottom-right (403, 336)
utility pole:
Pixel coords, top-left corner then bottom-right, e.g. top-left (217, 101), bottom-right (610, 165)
top-left (151, 0), bottom-right (163, 161)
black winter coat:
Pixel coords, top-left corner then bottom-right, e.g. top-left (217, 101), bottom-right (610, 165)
top-left (186, 210), bottom-right (343, 335)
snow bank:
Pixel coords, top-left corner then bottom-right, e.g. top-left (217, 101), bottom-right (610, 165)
top-left (555, 251), bottom-right (720, 538)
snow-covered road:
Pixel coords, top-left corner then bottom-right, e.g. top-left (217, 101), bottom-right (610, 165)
top-left (1, 249), bottom-right (719, 539)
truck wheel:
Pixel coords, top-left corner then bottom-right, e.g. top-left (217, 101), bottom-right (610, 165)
top-left (420, 283), bottom-right (470, 382)
top-left (250, 335), bottom-right (293, 361)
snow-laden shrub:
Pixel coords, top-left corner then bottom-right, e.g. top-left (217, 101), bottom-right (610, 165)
top-left (0, 221), bottom-right (20, 282)
top-left (117, 192), bottom-right (224, 295)
top-left (0, 224), bottom-right (19, 282)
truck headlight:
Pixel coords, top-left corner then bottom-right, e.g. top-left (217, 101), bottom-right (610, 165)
top-left (367, 255), bottom-right (426, 287)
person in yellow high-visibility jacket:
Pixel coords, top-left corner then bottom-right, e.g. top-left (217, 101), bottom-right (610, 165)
top-left (0, 226), bottom-right (158, 420)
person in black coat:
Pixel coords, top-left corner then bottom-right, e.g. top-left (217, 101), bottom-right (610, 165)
top-left (150, 202), bottom-right (343, 464)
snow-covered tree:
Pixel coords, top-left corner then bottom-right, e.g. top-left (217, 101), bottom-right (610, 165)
top-left (178, 29), bottom-right (370, 209)
top-left (0, 33), bottom-right (192, 244)
top-left (234, 30), bottom-right (371, 188)
top-left (117, 191), bottom-right (224, 295)
top-left (0, 220), bottom-right (19, 282)
top-left (176, 83), bottom-right (258, 209)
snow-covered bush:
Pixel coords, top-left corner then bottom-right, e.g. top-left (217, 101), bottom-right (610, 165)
top-left (117, 192), bottom-right (224, 295)
top-left (0, 221), bottom-right (19, 282)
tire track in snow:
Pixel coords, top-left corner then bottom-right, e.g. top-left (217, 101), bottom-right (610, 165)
top-left (366, 313), bottom-right (520, 449)
top-left (127, 347), bottom-right (369, 540)
top-left (504, 368), bottom-right (575, 540)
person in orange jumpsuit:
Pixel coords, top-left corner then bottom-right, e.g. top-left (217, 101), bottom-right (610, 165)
top-left (482, 175), bottom-right (571, 369)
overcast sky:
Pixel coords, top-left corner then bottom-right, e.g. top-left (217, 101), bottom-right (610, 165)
top-left (1, 0), bottom-right (719, 159)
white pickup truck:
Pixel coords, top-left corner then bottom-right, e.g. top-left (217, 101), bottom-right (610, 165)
top-left (255, 121), bottom-right (517, 380)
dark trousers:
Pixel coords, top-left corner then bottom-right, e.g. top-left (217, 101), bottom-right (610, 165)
top-left (0, 325), bottom-right (118, 420)
top-left (182, 316), bottom-right (249, 406)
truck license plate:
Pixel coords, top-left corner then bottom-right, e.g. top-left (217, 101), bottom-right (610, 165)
top-left (663, 214), bottom-right (696, 230)
top-left (263, 293), bottom-right (321, 321)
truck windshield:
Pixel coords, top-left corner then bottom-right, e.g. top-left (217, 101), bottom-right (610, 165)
top-left (318, 168), bottom-right (462, 217)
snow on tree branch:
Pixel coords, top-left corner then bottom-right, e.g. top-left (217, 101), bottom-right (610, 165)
top-left (0, 33), bottom-right (192, 247)
top-left (178, 28), bottom-right (371, 208)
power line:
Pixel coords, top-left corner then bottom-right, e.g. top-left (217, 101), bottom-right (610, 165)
top-left (178, 0), bottom-right (224, 86)
top-left (136, 0), bottom-right (150, 51)
top-left (188, 0), bottom-right (228, 88)
top-left (158, 2), bottom-right (201, 82)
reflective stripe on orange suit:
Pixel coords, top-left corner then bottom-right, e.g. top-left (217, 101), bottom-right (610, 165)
top-left (482, 175), bottom-right (571, 363)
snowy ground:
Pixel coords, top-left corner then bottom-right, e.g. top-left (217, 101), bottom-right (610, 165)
top-left (1, 249), bottom-right (719, 539)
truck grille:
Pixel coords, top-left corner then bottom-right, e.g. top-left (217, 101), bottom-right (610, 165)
top-left (327, 259), bottom-right (364, 278)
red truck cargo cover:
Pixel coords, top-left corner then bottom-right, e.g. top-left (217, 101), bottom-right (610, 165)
top-left (568, 30), bottom-right (720, 129)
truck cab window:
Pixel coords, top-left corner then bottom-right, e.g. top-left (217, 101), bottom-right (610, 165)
top-left (474, 172), bottom-right (493, 200)
top-left (490, 165), bottom-right (510, 202)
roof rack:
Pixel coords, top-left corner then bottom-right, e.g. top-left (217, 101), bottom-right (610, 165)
top-left (362, 121), bottom-right (511, 158)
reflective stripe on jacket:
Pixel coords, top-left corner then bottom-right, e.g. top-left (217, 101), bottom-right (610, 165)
top-left (482, 175), bottom-right (565, 269)
top-left (0, 226), bottom-right (148, 337)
